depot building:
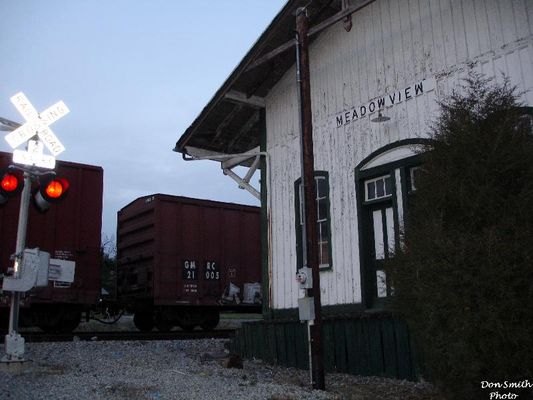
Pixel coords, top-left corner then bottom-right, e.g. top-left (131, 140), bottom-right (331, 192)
top-left (174, 0), bottom-right (533, 376)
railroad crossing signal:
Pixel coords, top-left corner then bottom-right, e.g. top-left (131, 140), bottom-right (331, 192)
top-left (4, 92), bottom-right (69, 169)
top-left (2, 92), bottom-right (70, 363)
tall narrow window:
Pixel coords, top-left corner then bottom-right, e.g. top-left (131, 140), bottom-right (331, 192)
top-left (295, 172), bottom-right (332, 270)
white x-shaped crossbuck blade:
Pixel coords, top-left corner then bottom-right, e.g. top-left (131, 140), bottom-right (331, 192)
top-left (4, 92), bottom-right (69, 156)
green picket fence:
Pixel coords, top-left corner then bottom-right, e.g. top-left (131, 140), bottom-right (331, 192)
top-left (230, 314), bottom-right (420, 380)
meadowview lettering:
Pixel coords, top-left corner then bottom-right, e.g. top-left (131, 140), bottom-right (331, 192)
top-left (335, 78), bottom-right (435, 128)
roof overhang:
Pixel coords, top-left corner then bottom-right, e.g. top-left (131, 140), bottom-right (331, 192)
top-left (174, 0), bottom-right (376, 160)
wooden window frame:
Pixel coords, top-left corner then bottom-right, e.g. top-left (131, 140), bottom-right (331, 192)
top-left (294, 171), bottom-right (333, 271)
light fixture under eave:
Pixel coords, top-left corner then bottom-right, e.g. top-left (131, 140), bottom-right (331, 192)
top-left (371, 111), bottom-right (391, 123)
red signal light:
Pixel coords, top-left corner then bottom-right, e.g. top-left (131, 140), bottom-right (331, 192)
top-left (1, 173), bottom-right (19, 193)
top-left (45, 179), bottom-right (65, 199)
top-left (0, 170), bottom-right (23, 205)
top-left (34, 176), bottom-right (70, 212)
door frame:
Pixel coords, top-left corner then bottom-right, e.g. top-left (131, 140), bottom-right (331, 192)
top-left (355, 139), bottom-right (429, 309)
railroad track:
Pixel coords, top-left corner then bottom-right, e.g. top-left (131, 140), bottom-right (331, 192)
top-left (0, 329), bottom-right (234, 343)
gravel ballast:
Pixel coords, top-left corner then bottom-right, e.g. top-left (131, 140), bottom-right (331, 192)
top-left (0, 338), bottom-right (442, 399)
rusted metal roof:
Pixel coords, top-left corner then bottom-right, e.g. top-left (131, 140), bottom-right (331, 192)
top-left (174, 0), bottom-right (354, 157)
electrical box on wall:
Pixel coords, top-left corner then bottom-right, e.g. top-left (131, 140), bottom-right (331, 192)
top-left (298, 296), bottom-right (315, 321)
top-left (296, 266), bottom-right (313, 290)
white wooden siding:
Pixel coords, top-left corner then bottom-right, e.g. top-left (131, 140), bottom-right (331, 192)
top-left (265, 0), bottom-right (533, 310)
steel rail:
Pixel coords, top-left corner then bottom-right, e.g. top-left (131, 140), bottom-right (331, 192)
top-left (1, 329), bottom-right (234, 343)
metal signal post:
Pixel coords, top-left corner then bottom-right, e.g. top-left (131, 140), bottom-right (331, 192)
top-left (3, 171), bottom-right (32, 362)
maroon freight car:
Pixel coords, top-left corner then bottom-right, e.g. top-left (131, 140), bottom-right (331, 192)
top-left (116, 194), bottom-right (261, 332)
top-left (0, 151), bottom-right (103, 332)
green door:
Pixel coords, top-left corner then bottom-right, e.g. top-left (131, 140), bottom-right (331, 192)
top-left (360, 174), bottom-right (397, 308)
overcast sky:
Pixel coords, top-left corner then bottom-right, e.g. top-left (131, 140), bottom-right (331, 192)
top-left (0, 0), bottom-right (286, 240)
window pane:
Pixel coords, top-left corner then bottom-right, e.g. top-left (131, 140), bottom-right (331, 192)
top-left (315, 176), bottom-right (327, 199)
top-left (386, 207), bottom-right (395, 257)
top-left (376, 179), bottom-right (385, 197)
top-left (319, 242), bottom-right (330, 266)
top-left (373, 210), bottom-right (385, 260)
top-left (410, 167), bottom-right (421, 191)
top-left (318, 220), bottom-right (329, 242)
top-left (299, 184), bottom-right (304, 224)
top-left (317, 198), bottom-right (328, 221)
top-left (385, 176), bottom-right (392, 195)
top-left (367, 181), bottom-right (376, 200)
top-left (376, 270), bottom-right (387, 298)
top-left (366, 175), bottom-right (392, 201)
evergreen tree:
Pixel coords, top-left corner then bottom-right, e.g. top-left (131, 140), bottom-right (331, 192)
top-left (386, 73), bottom-right (533, 399)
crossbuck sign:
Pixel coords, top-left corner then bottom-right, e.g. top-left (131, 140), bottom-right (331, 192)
top-left (4, 92), bottom-right (69, 169)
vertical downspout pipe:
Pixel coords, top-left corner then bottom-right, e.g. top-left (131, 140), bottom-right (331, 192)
top-left (296, 7), bottom-right (325, 391)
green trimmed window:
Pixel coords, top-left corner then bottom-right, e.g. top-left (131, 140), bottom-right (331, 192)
top-left (295, 172), bottom-right (332, 270)
top-left (365, 174), bottom-right (392, 201)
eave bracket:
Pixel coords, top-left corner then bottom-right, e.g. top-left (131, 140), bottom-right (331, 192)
top-left (183, 146), bottom-right (265, 200)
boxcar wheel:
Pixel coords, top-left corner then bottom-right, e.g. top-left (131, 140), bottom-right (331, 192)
top-left (57, 310), bottom-right (81, 333)
top-left (200, 311), bottom-right (220, 331)
top-left (39, 323), bottom-right (59, 334)
top-left (154, 315), bottom-right (172, 332)
top-left (133, 312), bottom-right (154, 332)
top-left (177, 310), bottom-right (196, 331)
top-left (178, 322), bottom-right (195, 331)
top-left (37, 307), bottom-right (79, 333)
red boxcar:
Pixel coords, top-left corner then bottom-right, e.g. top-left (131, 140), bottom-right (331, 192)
top-left (0, 151), bottom-right (103, 332)
top-left (117, 194), bottom-right (261, 331)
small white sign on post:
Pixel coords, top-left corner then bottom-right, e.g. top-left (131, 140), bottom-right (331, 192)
top-left (48, 259), bottom-right (75, 283)
top-left (3, 92), bottom-right (68, 169)
top-left (13, 140), bottom-right (56, 169)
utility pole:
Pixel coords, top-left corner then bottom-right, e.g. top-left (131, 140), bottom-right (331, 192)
top-left (296, 7), bottom-right (325, 390)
